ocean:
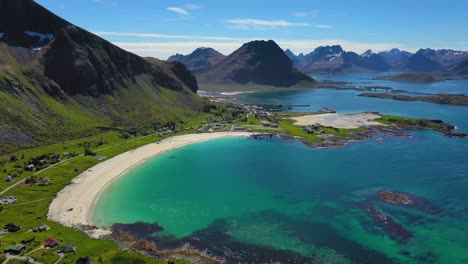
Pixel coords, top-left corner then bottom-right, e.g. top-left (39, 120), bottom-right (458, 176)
top-left (92, 73), bottom-right (468, 263)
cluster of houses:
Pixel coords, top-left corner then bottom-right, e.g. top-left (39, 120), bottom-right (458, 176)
top-left (3, 237), bottom-right (76, 254)
top-left (237, 104), bottom-right (271, 118)
top-left (197, 121), bottom-right (231, 133)
top-left (261, 121), bottom-right (279, 128)
top-left (0, 196), bottom-right (17, 205)
top-left (1, 221), bottom-right (87, 262)
top-left (303, 124), bottom-right (340, 135)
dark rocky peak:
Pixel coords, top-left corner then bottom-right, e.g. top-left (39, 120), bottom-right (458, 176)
top-left (167, 47), bottom-right (225, 72)
top-left (416, 48), bottom-right (437, 57)
top-left (284, 49), bottom-right (298, 63)
top-left (312, 45), bottom-right (344, 57)
top-left (379, 48), bottom-right (412, 58)
top-left (284, 48), bottom-right (296, 57)
top-left (234, 40), bottom-right (294, 66)
top-left (191, 47), bottom-right (222, 56)
top-left (361, 49), bottom-right (374, 57)
top-left (0, 0), bottom-right (69, 48)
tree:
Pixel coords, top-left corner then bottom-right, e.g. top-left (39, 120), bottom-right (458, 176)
top-left (84, 148), bottom-right (96, 156)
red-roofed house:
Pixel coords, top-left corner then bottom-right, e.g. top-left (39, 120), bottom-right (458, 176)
top-left (44, 238), bottom-right (59, 248)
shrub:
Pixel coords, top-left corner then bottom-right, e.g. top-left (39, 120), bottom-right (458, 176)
top-left (84, 148), bottom-right (96, 156)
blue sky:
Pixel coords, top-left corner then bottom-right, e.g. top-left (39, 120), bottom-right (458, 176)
top-left (36, 0), bottom-right (468, 59)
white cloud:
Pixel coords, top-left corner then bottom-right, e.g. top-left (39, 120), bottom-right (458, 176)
top-left (94, 31), bottom-right (237, 41)
top-left (225, 19), bottom-right (310, 27)
top-left (167, 7), bottom-right (189, 15)
top-left (315, 24), bottom-right (333, 29)
top-left (295, 10), bottom-right (319, 17)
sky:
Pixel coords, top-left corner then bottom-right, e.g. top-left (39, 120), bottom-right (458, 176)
top-left (36, 0), bottom-right (468, 59)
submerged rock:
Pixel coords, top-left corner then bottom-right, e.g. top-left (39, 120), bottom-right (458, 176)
top-left (362, 202), bottom-right (414, 244)
top-left (379, 191), bottom-right (414, 205)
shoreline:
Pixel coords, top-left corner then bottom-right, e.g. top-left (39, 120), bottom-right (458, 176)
top-left (48, 132), bottom-right (253, 237)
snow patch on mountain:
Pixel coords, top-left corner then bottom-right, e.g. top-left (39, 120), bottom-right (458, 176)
top-left (24, 31), bottom-right (54, 41)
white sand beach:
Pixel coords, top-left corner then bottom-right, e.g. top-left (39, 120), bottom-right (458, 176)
top-left (292, 113), bottom-right (382, 129)
top-left (48, 132), bottom-right (253, 237)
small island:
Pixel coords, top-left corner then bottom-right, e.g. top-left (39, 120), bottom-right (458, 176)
top-left (359, 92), bottom-right (468, 106)
top-left (378, 191), bottom-right (414, 205)
top-left (374, 72), bottom-right (441, 83)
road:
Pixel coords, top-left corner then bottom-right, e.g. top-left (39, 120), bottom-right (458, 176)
top-left (0, 133), bottom-right (156, 196)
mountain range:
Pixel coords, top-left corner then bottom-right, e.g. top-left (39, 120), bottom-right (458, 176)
top-left (287, 45), bottom-right (391, 74)
top-left (171, 45), bottom-right (468, 77)
top-left (177, 40), bottom-right (316, 91)
top-left (0, 0), bottom-right (201, 149)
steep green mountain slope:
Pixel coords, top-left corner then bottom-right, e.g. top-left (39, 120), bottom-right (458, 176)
top-left (0, 0), bottom-right (201, 152)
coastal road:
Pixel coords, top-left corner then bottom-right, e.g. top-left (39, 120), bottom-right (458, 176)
top-left (0, 155), bottom-right (83, 196)
top-left (2, 254), bottom-right (41, 264)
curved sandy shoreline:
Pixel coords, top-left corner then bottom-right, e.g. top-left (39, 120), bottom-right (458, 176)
top-left (48, 132), bottom-right (253, 237)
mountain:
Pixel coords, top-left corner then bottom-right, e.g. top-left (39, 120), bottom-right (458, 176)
top-left (296, 45), bottom-right (390, 74)
top-left (415, 48), bottom-right (468, 67)
top-left (442, 58), bottom-right (468, 77)
top-left (0, 0), bottom-right (201, 150)
top-left (196, 40), bottom-right (315, 90)
top-left (375, 57), bottom-right (468, 83)
top-left (405, 53), bottom-right (442, 72)
top-left (396, 48), bottom-right (468, 72)
top-left (167, 47), bottom-right (225, 73)
top-left (284, 49), bottom-right (299, 64)
top-left (378, 48), bottom-right (413, 68)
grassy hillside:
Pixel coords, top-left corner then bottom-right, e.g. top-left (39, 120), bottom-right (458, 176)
top-left (0, 44), bottom-right (202, 153)
top-left (0, 1), bottom-right (203, 154)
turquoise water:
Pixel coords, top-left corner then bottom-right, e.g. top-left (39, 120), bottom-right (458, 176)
top-left (314, 72), bottom-right (468, 95)
top-left (93, 73), bottom-right (468, 263)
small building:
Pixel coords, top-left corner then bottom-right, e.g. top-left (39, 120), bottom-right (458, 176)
top-left (39, 159), bottom-right (47, 165)
top-left (44, 238), bottom-right (59, 248)
top-left (4, 175), bottom-right (13, 182)
top-left (4, 244), bottom-right (26, 254)
top-left (0, 196), bottom-right (17, 205)
top-left (33, 224), bottom-right (49, 232)
top-left (38, 178), bottom-right (50, 186)
top-left (58, 245), bottom-right (76, 253)
top-left (233, 126), bottom-right (246, 131)
top-left (261, 121), bottom-right (279, 128)
top-left (4, 223), bottom-right (22, 232)
top-left (303, 126), bottom-right (314, 134)
top-left (27, 164), bottom-right (35, 170)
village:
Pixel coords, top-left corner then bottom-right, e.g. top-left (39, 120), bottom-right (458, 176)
top-left (0, 221), bottom-right (87, 264)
